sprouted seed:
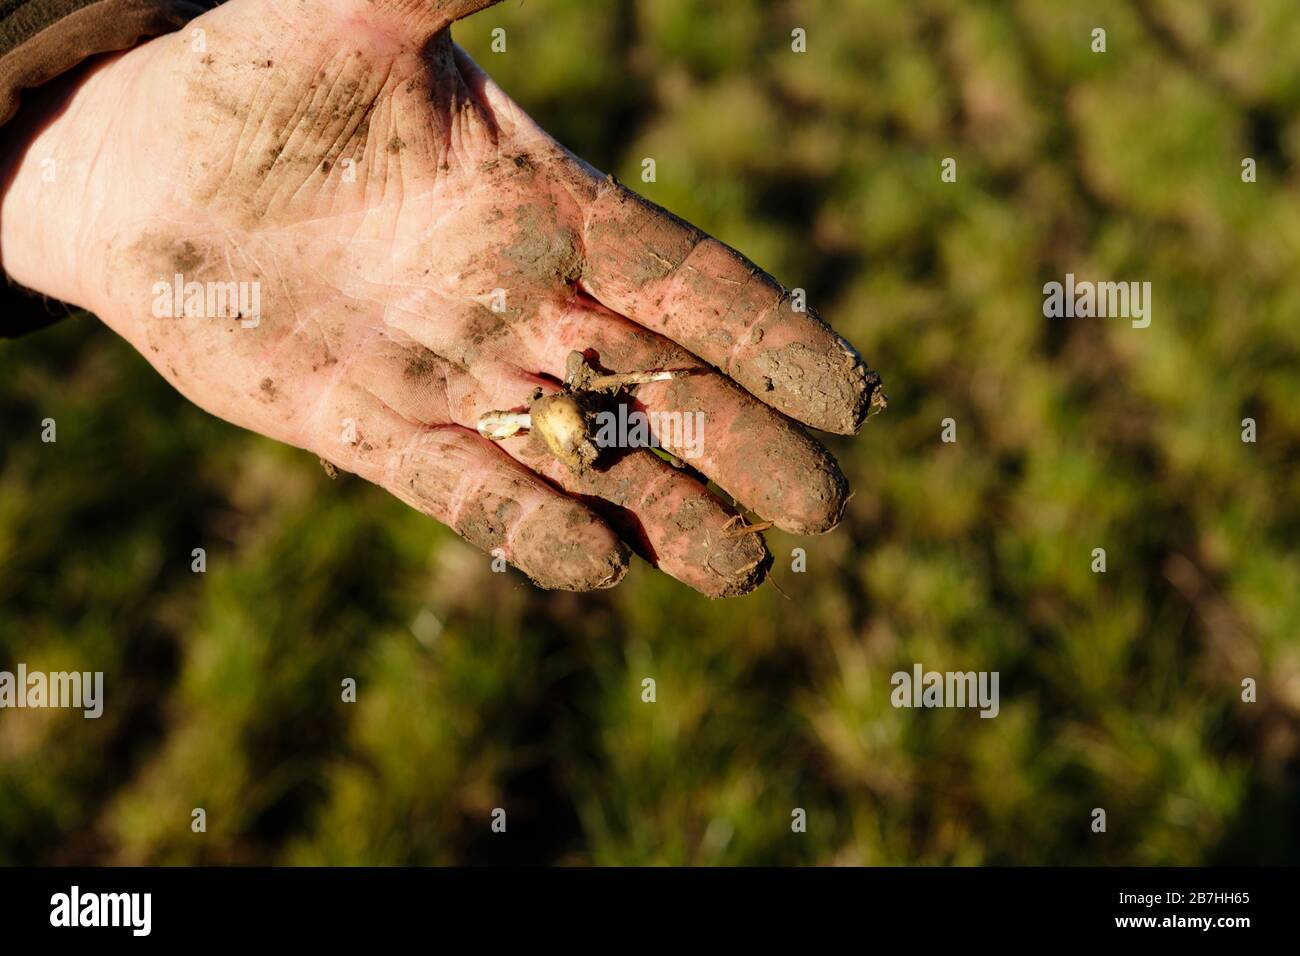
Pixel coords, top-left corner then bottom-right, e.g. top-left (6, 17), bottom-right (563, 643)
top-left (475, 350), bottom-right (685, 474)
top-left (529, 390), bottom-right (599, 473)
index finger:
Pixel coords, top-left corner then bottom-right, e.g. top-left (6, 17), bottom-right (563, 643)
top-left (578, 177), bottom-right (885, 435)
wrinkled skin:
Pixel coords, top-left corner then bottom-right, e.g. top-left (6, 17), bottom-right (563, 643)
top-left (0, 0), bottom-right (884, 596)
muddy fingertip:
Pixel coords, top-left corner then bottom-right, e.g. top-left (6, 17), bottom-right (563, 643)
top-left (511, 498), bottom-right (631, 592)
top-left (702, 525), bottom-right (772, 598)
top-left (745, 319), bottom-right (887, 435)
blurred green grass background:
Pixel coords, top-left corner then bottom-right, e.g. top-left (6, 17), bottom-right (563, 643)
top-left (3, 0), bottom-right (1300, 865)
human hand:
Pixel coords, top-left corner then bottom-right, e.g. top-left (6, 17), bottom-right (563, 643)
top-left (0, 0), bottom-right (884, 596)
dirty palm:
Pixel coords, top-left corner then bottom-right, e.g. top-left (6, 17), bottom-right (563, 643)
top-left (74, 0), bottom-right (884, 595)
